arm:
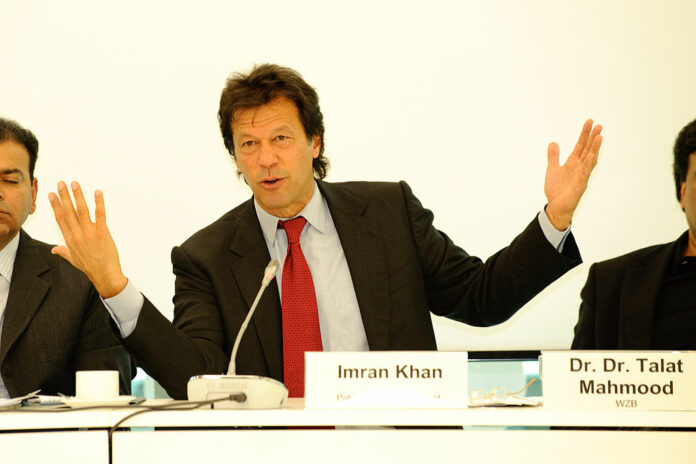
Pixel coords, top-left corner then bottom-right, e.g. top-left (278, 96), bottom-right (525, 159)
top-left (415, 119), bottom-right (601, 324)
top-left (121, 247), bottom-right (229, 399)
top-left (403, 180), bottom-right (581, 326)
top-left (48, 181), bottom-right (228, 399)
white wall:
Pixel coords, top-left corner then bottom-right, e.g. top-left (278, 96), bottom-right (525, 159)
top-left (1, 0), bottom-right (694, 350)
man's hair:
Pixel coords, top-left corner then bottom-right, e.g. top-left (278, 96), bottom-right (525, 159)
top-left (218, 63), bottom-right (328, 179)
top-left (674, 117), bottom-right (696, 202)
top-left (0, 117), bottom-right (39, 180)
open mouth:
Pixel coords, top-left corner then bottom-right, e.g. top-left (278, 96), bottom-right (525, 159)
top-left (261, 178), bottom-right (282, 186)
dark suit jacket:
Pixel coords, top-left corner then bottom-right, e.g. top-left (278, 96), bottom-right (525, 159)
top-left (0, 230), bottom-right (132, 397)
top-left (124, 181), bottom-right (581, 399)
top-left (571, 233), bottom-right (684, 349)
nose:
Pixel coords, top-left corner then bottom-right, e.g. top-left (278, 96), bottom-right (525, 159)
top-left (257, 141), bottom-right (278, 169)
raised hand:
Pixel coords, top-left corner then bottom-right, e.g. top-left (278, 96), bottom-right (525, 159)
top-left (544, 119), bottom-right (603, 230)
top-left (48, 181), bottom-right (128, 298)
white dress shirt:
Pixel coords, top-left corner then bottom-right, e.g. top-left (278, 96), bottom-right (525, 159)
top-left (254, 182), bottom-right (369, 351)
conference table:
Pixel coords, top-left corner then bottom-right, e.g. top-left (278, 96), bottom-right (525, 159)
top-left (2, 398), bottom-right (696, 464)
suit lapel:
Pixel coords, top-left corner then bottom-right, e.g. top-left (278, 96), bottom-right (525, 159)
top-left (227, 200), bottom-right (283, 379)
top-left (318, 182), bottom-right (390, 350)
top-left (618, 241), bottom-right (677, 348)
top-left (0, 230), bottom-right (50, 367)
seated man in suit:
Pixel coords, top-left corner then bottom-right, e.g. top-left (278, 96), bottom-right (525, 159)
top-left (572, 118), bottom-right (696, 349)
top-left (48, 64), bottom-right (603, 399)
top-left (0, 118), bottom-right (132, 399)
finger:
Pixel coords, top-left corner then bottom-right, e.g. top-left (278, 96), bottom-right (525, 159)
top-left (586, 134), bottom-right (603, 171)
top-left (70, 181), bottom-right (93, 226)
top-left (580, 124), bottom-right (603, 159)
top-left (578, 134), bottom-right (603, 181)
top-left (547, 142), bottom-right (560, 170)
top-left (94, 190), bottom-right (108, 233)
top-left (56, 181), bottom-right (81, 229)
top-left (55, 181), bottom-right (85, 245)
top-left (569, 119), bottom-right (594, 159)
top-left (48, 191), bottom-right (74, 242)
top-left (50, 245), bottom-right (72, 263)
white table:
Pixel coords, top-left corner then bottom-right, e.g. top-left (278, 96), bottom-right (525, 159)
top-left (3, 399), bottom-right (696, 464)
top-left (0, 408), bottom-right (112, 464)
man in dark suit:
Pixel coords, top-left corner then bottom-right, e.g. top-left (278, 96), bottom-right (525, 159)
top-left (49, 64), bottom-right (603, 399)
top-left (572, 118), bottom-right (696, 350)
top-left (0, 118), bottom-right (132, 398)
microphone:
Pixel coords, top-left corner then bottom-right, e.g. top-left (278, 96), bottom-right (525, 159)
top-left (227, 259), bottom-right (279, 376)
top-left (187, 259), bottom-right (289, 409)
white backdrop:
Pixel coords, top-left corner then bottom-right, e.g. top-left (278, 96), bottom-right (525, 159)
top-left (1, 0), bottom-right (694, 350)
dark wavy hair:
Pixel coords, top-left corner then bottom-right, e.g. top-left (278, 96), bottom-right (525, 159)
top-left (218, 64), bottom-right (328, 179)
top-left (674, 118), bottom-right (696, 202)
top-left (0, 117), bottom-right (39, 180)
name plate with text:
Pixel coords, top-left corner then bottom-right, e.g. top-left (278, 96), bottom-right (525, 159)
top-left (542, 350), bottom-right (696, 410)
top-left (305, 351), bottom-right (468, 408)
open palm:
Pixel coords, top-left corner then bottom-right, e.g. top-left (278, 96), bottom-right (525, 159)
top-left (544, 119), bottom-right (603, 230)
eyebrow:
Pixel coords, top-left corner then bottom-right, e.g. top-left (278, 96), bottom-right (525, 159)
top-left (236, 124), bottom-right (295, 140)
top-left (0, 169), bottom-right (25, 178)
top-left (271, 124), bottom-right (293, 134)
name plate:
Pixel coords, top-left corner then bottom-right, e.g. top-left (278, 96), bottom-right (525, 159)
top-left (304, 351), bottom-right (468, 408)
top-left (542, 350), bottom-right (696, 410)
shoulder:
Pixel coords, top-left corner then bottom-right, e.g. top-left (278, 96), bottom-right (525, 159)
top-left (182, 199), bottom-right (252, 244)
top-left (319, 180), bottom-right (407, 195)
top-left (591, 239), bottom-right (677, 273)
top-left (318, 180), bottom-right (416, 209)
top-left (174, 198), bottom-right (258, 265)
top-left (17, 231), bottom-right (93, 287)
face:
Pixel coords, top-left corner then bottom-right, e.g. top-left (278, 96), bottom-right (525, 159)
top-left (0, 140), bottom-right (37, 250)
top-left (232, 97), bottom-right (320, 218)
top-left (680, 153), bottom-right (696, 255)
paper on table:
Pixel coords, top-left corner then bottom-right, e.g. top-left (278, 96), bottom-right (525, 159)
top-left (0, 390), bottom-right (40, 409)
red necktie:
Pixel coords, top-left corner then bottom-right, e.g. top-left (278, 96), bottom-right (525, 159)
top-left (278, 216), bottom-right (323, 398)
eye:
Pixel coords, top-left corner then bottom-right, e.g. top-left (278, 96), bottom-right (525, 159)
top-left (2, 179), bottom-right (19, 184)
top-left (241, 140), bottom-right (255, 147)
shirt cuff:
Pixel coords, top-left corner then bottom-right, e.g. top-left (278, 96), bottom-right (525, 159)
top-left (100, 279), bottom-right (144, 338)
top-left (537, 209), bottom-right (571, 252)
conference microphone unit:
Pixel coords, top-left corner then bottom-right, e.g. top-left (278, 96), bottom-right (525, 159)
top-left (187, 259), bottom-right (289, 409)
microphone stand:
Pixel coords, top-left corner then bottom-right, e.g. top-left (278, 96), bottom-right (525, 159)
top-left (187, 260), bottom-right (289, 409)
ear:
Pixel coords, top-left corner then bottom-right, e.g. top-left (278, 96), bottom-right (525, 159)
top-left (680, 181), bottom-right (687, 211)
top-left (311, 135), bottom-right (321, 159)
top-left (29, 177), bottom-right (38, 214)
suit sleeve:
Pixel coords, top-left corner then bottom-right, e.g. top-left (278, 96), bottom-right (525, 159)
top-left (401, 181), bottom-right (582, 326)
top-left (571, 263), bottom-right (597, 349)
top-left (70, 286), bottom-right (134, 394)
top-left (122, 246), bottom-right (229, 399)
